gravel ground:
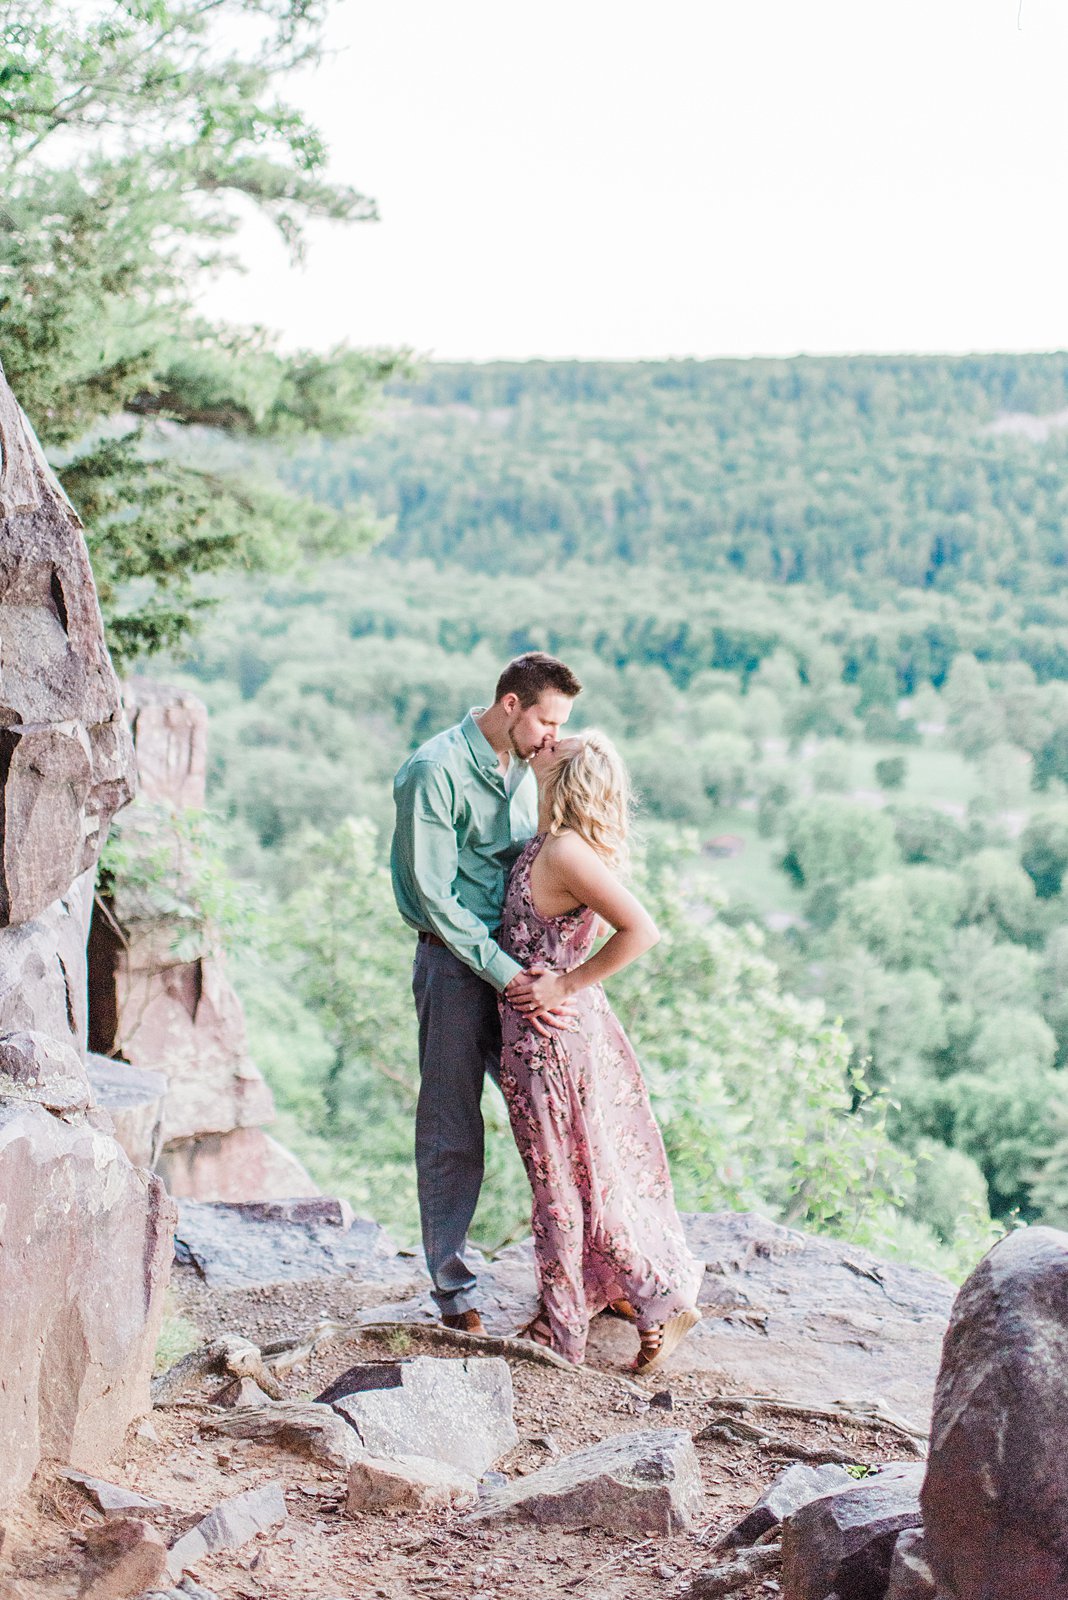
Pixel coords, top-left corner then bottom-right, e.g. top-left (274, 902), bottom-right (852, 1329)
top-left (5, 1281), bottom-right (909, 1600)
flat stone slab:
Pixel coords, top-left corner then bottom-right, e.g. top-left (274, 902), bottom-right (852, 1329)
top-left (320, 1356), bottom-right (517, 1479)
top-left (166, 1482), bottom-right (287, 1579)
top-left (470, 1428), bottom-right (705, 1535)
top-left (61, 1468), bottom-right (168, 1518)
top-left (206, 1402), bottom-right (367, 1470)
top-left (173, 1199), bottom-right (421, 1289)
top-left (346, 1452), bottom-right (478, 1513)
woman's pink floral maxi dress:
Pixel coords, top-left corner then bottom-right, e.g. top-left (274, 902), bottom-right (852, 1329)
top-left (499, 834), bottom-right (704, 1364)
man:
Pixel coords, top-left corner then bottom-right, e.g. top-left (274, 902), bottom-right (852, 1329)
top-left (391, 652), bottom-right (583, 1331)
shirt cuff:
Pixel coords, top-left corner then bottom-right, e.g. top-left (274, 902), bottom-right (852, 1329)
top-left (484, 948), bottom-right (523, 993)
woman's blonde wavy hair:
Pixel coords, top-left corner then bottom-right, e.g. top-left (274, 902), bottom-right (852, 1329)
top-left (543, 729), bottom-right (633, 873)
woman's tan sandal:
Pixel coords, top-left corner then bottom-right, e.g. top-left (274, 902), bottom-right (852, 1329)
top-left (518, 1306), bottom-right (554, 1348)
top-left (633, 1307), bottom-right (701, 1373)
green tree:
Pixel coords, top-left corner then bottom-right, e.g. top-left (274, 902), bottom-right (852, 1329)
top-left (1034, 723), bottom-right (1068, 791)
top-left (1020, 808), bottom-right (1068, 899)
top-left (811, 742), bottom-right (852, 793)
top-left (874, 756), bottom-right (907, 791)
top-left (1, 0), bottom-right (406, 663)
top-left (946, 1064), bottom-right (1059, 1216)
top-left (960, 849), bottom-right (1040, 944)
top-left (890, 803), bottom-right (968, 867)
top-left (937, 926), bottom-right (1040, 1057)
top-left (908, 1137), bottom-right (992, 1245)
top-left (837, 866), bottom-right (964, 971)
top-left (968, 1009), bottom-right (1057, 1076)
top-left (1028, 1104), bottom-right (1068, 1227)
top-left (782, 798), bottom-right (899, 920)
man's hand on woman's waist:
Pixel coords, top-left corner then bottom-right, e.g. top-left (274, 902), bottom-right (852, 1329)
top-left (504, 968), bottom-right (578, 1036)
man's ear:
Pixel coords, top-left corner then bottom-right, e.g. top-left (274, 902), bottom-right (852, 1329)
top-left (499, 692), bottom-right (520, 716)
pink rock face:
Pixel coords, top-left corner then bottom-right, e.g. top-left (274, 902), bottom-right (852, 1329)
top-left (0, 1029), bottom-right (91, 1112)
top-left (86, 1055), bottom-right (168, 1168)
top-left (0, 366), bottom-right (135, 927)
top-left (157, 1126), bottom-right (319, 1202)
top-left (921, 1226), bottom-right (1068, 1600)
top-left (123, 679), bottom-right (208, 811)
top-left (0, 1101), bottom-right (176, 1509)
top-left (110, 950), bottom-right (275, 1143)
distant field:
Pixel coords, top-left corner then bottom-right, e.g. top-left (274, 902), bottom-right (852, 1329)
top-left (672, 735), bottom-right (1004, 927)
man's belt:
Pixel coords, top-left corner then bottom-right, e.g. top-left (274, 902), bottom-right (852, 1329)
top-left (417, 929), bottom-right (502, 951)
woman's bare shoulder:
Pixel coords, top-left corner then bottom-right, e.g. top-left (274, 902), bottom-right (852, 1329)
top-left (542, 828), bottom-right (597, 864)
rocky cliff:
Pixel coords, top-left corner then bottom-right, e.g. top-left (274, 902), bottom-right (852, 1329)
top-left (87, 679), bottom-right (318, 1203)
top-left (0, 360), bottom-right (175, 1509)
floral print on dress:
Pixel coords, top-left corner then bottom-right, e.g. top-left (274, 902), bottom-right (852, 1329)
top-left (498, 833), bottom-right (704, 1364)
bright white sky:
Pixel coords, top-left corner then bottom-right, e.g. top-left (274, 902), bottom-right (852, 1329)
top-left (201, 0), bottom-right (1068, 361)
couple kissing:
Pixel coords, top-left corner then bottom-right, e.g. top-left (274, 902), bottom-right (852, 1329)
top-left (390, 652), bottom-right (702, 1372)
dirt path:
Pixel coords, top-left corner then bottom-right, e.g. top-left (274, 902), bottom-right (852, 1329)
top-left (6, 1278), bottom-right (918, 1600)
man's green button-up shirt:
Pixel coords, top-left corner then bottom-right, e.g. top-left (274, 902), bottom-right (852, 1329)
top-left (390, 709), bottom-right (538, 991)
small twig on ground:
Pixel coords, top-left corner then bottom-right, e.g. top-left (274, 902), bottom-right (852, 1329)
top-left (564, 1537), bottom-right (654, 1589)
top-left (709, 1393), bottom-right (927, 1451)
top-left (697, 1418), bottom-right (864, 1466)
top-left (684, 1543), bottom-right (782, 1597)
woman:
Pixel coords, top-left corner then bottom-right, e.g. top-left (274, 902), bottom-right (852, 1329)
top-left (498, 730), bottom-right (703, 1370)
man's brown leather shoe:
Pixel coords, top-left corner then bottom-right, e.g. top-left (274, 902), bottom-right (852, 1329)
top-left (441, 1309), bottom-right (485, 1334)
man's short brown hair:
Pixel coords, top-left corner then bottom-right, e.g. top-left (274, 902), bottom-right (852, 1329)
top-left (495, 652), bottom-right (583, 708)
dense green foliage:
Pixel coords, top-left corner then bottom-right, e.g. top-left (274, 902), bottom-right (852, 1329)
top-left (155, 352), bottom-right (1068, 1272)
top-left (283, 357), bottom-right (1068, 596)
top-left (227, 817), bottom-right (937, 1265)
top-left (1, 0), bottom-right (404, 662)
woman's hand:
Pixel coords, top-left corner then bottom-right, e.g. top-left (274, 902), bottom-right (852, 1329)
top-left (508, 966), bottom-right (572, 1012)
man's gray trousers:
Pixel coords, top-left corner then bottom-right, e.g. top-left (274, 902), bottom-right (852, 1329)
top-left (412, 938), bottom-right (502, 1315)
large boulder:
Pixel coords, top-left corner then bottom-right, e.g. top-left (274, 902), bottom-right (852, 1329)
top-left (0, 364), bottom-right (135, 927)
top-left (781, 1463), bottom-right (924, 1600)
top-left (921, 1226), bottom-right (1068, 1600)
top-left (0, 868), bottom-right (95, 1051)
top-left (0, 359), bottom-right (171, 1514)
top-left (319, 1356), bottom-right (518, 1479)
top-left (88, 919), bottom-right (275, 1147)
top-left (471, 1429), bottom-right (706, 1535)
top-left (156, 1126), bottom-right (317, 1202)
top-left (0, 1100), bottom-right (175, 1508)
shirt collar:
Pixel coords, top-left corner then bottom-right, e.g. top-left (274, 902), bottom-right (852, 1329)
top-left (461, 708), bottom-right (504, 774)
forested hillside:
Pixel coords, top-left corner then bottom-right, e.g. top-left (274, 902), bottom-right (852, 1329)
top-left (282, 355), bottom-right (1068, 594)
top-left (163, 354), bottom-right (1068, 1273)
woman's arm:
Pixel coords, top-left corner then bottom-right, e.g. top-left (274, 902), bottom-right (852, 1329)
top-left (514, 834), bottom-right (659, 1011)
